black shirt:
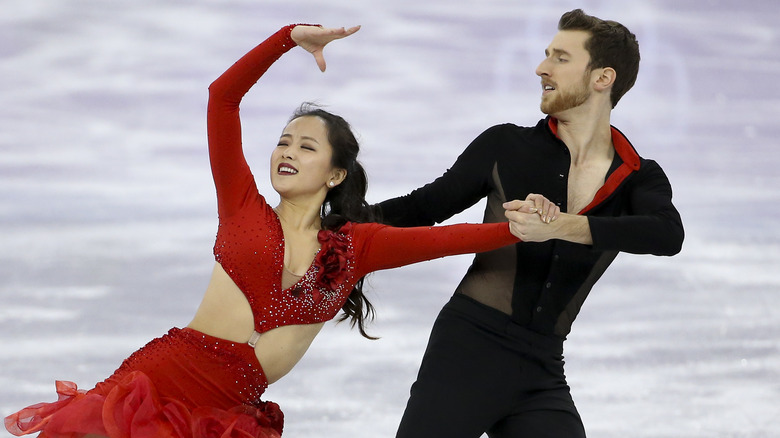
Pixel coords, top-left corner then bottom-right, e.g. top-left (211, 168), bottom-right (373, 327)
top-left (377, 117), bottom-right (684, 338)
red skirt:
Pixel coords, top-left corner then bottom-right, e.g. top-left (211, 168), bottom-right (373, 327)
top-left (4, 328), bottom-right (284, 438)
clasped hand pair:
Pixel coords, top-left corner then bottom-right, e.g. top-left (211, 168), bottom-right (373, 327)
top-left (503, 194), bottom-right (561, 243)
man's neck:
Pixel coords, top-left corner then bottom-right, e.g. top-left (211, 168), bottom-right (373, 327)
top-left (554, 104), bottom-right (614, 165)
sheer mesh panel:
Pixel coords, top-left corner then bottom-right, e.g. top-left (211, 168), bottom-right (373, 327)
top-left (454, 163), bottom-right (516, 316)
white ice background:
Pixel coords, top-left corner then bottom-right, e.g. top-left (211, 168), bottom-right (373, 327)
top-left (1, 0), bottom-right (779, 437)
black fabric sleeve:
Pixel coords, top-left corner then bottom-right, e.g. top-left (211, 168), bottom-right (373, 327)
top-left (375, 125), bottom-right (506, 227)
top-left (588, 160), bottom-right (684, 255)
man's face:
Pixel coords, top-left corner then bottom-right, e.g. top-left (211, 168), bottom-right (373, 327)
top-left (535, 30), bottom-right (593, 115)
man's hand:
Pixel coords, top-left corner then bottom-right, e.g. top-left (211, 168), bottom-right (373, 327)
top-left (503, 207), bottom-right (557, 242)
top-left (503, 194), bottom-right (592, 244)
top-left (503, 193), bottom-right (560, 224)
top-left (503, 194), bottom-right (559, 242)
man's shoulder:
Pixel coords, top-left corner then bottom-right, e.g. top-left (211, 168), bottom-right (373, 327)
top-left (636, 157), bottom-right (667, 177)
top-left (478, 119), bottom-right (549, 141)
top-left (486, 118), bottom-right (546, 131)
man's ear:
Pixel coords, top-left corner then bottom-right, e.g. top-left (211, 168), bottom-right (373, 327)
top-left (593, 67), bottom-right (616, 91)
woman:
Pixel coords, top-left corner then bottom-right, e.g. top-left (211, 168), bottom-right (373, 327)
top-left (5, 24), bottom-right (521, 438)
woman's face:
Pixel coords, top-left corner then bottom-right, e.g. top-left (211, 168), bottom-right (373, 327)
top-left (271, 116), bottom-right (344, 199)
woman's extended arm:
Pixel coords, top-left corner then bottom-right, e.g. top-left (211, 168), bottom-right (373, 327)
top-left (351, 222), bottom-right (520, 276)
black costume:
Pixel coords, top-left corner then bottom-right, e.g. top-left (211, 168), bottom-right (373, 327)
top-left (378, 117), bottom-right (684, 437)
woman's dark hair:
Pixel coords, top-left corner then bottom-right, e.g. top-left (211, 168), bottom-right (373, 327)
top-left (558, 9), bottom-right (640, 108)
top-left (289, 103), bottom-right (378, 339)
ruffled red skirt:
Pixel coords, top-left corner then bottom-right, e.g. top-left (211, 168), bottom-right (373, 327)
top-left (4, 328), bottom-right (283, 438)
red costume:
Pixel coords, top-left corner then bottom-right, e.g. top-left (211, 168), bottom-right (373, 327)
top-left (5, 25), bottom-right (518, 438)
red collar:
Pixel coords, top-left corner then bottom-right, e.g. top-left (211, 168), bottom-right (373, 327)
top-left (547, 117), bottom-right (640, 214)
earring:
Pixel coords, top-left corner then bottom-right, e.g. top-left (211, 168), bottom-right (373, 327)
top-left (329, 181), bottom-right (335, 187)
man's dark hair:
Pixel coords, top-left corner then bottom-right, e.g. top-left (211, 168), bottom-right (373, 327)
top-left (559, 9), bottom-right (640, 108)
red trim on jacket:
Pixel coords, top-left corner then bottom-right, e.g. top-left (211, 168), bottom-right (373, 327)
top-left (547, 118), bottom-right (640, 214)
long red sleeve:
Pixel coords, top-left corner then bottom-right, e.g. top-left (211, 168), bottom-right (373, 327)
top-left (207, 25), bottom-right (297, 218)
top-left (352, 222), bottom-right (519, 277)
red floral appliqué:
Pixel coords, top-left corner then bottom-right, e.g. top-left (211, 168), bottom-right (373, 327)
top-left (314, 223), bottom-right (354, 296)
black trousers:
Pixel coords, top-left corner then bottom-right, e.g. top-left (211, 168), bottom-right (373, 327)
top-left (396, 294), bottom-right (586, 438)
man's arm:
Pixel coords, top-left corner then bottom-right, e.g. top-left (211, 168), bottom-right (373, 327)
top-left (375, 125), bottom-right (508, 227)
top-left (504, 160), bottom-right (683, 255)
top-left (504, 207), bottom-right (592, 244)
top-left (587, 160), bottom-right (683, 255)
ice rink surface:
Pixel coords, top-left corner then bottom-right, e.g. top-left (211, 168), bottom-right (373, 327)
top-left (1, 0), bottom-right (778, 437)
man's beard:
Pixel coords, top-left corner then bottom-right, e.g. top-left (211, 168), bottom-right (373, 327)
top-left (541, 73), bottom-right (591, 115)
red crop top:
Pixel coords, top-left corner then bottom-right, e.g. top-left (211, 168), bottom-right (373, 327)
top-left (207, 25), bottom-right (519, 334)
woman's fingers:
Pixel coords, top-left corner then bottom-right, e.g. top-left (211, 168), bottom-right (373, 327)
top-left (292, 25), bottom-right (361, 72)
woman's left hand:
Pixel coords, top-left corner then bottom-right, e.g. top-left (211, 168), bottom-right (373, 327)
top-left (291, 25), bottom-right (361, 72)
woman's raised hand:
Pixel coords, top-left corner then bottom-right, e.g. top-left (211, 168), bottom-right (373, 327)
top-left (291, 25), bottom-right (361, 72)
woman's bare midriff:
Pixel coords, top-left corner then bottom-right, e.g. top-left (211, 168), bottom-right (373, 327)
top-left (187, 263), bottom-right (325, 384)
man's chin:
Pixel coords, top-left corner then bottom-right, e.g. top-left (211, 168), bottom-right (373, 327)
top-left (540, 99), bottom-right (559, 115)
top-left (540, 103), bottom-right (557, 116)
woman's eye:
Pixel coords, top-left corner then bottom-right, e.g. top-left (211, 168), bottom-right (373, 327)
top-left (301, 145), bottom-right (315, 151)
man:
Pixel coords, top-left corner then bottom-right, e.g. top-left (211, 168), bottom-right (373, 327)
top-left (377, 9), bottom-right (684, 438)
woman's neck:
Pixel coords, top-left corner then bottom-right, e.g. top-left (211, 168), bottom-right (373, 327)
top-left (274, 199), bottom-right (322, 231)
